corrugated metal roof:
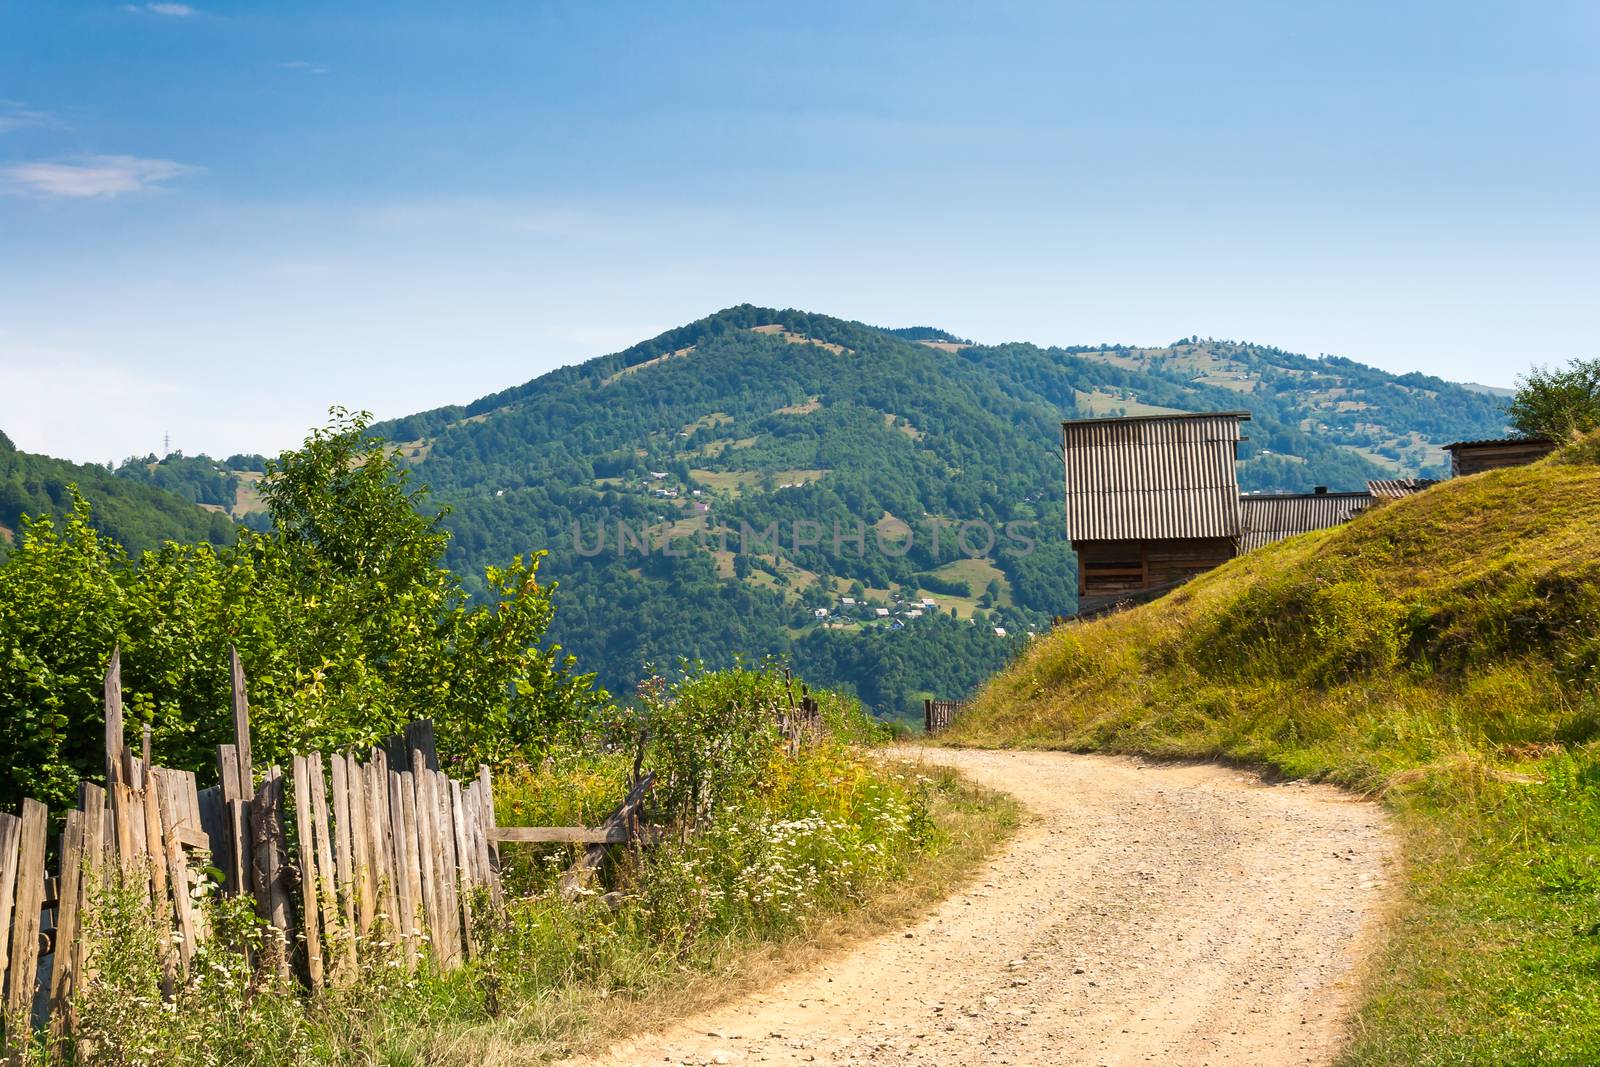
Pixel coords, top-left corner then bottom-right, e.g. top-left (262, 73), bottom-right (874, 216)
top-left (1367, 478), bottom-right (1437, 500)
top-left (1443, 436), bottom-right (1554, 451)
top-left (1238, 492), bottom-right (1372, 552)
top-left (1063, 413), bottom-right (1247, 541)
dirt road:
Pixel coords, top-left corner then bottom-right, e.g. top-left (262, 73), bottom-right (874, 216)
top-left (569, 748), bottom-right (1394, 1067)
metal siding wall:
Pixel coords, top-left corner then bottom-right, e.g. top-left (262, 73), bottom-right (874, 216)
top-left (1238, 493), bottom-right (1373, 552)
top-left (1062, 415), bottom-right (1244, 540)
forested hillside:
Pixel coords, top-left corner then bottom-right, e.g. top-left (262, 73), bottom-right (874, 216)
top-left (350, 305), bottom-right (1508, 717)
top-left (70, 307), bottom-right (1506, 716)
top-left (0, 430), bottom-right (235, 563)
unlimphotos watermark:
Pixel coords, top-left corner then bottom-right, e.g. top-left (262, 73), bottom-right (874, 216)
top-left (570, 517), bottom-right (1036, 559)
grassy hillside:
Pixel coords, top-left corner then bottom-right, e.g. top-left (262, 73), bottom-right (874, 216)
top-left (948, 446), bottom-right (1600, 1064)
top-left (0, 432), bottom-right (236, 563)
top-left (357, 305), bottom-right (1507, 714)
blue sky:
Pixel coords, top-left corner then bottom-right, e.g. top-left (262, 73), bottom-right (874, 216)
top-left (2, 2), bottom-right (1596, 463)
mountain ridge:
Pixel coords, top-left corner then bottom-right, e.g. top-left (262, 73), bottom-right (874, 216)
top-left (360, 305), bottom-right (1508, 712)
top-left (56, 304), bottom-right (1510, 716)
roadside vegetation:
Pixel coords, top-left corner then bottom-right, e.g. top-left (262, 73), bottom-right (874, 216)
top-left (0, 411), bottom-right (1013, 1064)
top-left (947, 431), bottom-right (1600, 1064)
top-left (57, 666), bottom-right (1011, 1065)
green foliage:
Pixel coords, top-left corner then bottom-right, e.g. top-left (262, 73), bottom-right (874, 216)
top-left (794, 611), bottom-right (1018, 721)
top-left (115, 453), bottom-right (239, 509)
top-left (1307, 578), bottom-right (1410, 678)
top-left (0, 501), bottom-right (127, 808)
top-left (914, 571), bottom-right (971, 597)
top-left (69, 873), bottom-right (315, 1066)
top-left (1509, 357), bottom-right (1600, 441)
top-left (637, 666), bottom-right (785, 827)
top-left (0, 410), bottom-right (604, 812)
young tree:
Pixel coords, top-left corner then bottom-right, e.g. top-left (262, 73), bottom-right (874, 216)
top-left (1509, 358), bottom-right (1600, 441)
top-left (0, 410), bottom-right (605, 811)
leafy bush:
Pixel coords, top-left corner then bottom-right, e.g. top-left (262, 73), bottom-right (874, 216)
top-left (0, 409), bottom-right (604, 811)
top-left (1510, 357), bottom-right (1600, 441)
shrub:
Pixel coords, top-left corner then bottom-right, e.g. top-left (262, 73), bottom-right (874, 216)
top-left (0, 410), bottom-right (606, 811)
top-left (1510, 357), bottom-right (1600, 441)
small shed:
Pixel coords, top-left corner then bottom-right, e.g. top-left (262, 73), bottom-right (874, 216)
top-left (1444, 437), bottom-right (1556, 476)
top-left (1062, 411), bottom-right (1250, 608)
top-left (1239, 488), bottom-right (1373, 553)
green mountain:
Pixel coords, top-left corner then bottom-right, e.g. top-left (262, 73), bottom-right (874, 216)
top-left (0, 431), bottom-right (236, 563)
top-left (343, 305), bottom-right (1508, 716)
top-left (84, 305), bottom-right (1507, 715)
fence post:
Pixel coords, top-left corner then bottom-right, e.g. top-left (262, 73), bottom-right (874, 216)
top-left (104, 648), bottom-right (124, 789)
top-left (5, 800), bottom-right (48, 1027)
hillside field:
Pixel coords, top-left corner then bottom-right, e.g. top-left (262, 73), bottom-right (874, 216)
top-left (947, 445), bottom-right (1600, 1063)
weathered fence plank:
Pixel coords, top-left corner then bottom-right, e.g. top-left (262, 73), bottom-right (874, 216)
top-left (104, 649), bottom-right (123, 789)
top-left (307, 754), bottom-right (348, 983)
top-left (0, 814), bottom-right (20, 1003)
top-left (331, 755), bottom-right (363, 944)
top-left (558, 773), bottom-right (654, 901)
top-left (230, 647), bottom-right (253, 795)
top-left (6, 800), bottom-right (48, 1020)
top-left (431, 770), bottom-right (461, 967)
top-left (48, 810), bottom-right (84, 1032)
top-left (250, 768), bottom-right (292, 983)
top-left (153, 771), bottom-right (199, 975)
top-left (393, 769), bottom-right (421, 968)
top-left (290, 756), bottom-right (324, 992)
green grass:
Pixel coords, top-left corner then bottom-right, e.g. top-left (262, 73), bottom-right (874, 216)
top-left (947, 446), bottom-right (1600, 1064)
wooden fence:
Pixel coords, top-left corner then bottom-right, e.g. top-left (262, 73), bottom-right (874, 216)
top-left (781, 671), bottom-right (822, 747)
top-left (0, 648), bottom-right (521, 1049)
top-left (923, 698), bottom-right (967, 734)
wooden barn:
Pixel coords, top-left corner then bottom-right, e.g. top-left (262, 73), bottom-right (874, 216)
top-left (1444, 437), bottom-right (1556, 476)
top-left (1238, 487), bottom-right (1373, 553)
top-left (1062, 410), bottom-right (1249, 614)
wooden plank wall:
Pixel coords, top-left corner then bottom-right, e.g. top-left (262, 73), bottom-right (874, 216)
top-left (0, 648), bottom-right (505, 1048)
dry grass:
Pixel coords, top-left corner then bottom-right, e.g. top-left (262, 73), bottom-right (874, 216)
top-left (1072, 389), bottom-right (1186, 418)
top-left (690, 469), bottom-right (827, 495)
top-left (747, 325), bottom-right (852, 356)
top-left (384, 767), bottom-right (1017, 1064)
top-left (602, 346), bottom-right (697, 386)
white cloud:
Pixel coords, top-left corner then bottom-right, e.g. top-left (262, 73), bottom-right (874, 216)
top-left (280, 60), bottom-right (329, 75)
top-left (139, 3), bottom-right (197, 15)
top-left (2, 154), bottom-right (199, 199)
top-left (0, 103), bottom-right (61, 135)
